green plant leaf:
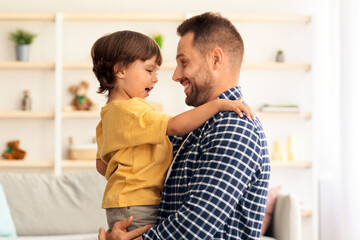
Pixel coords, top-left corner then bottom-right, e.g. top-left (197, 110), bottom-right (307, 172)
top-left (9, 29), bottom-right (37, 45)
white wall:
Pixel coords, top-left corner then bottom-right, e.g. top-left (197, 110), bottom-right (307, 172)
top-left (0, 1), bottom-right (328, 239)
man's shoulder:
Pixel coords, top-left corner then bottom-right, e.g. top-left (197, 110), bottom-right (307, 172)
top-left (208, 111), bottom-right (259, 132)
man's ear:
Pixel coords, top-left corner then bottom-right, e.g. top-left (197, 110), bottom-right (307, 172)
top-left (113, 63), bottom-right (125, 79)
top-left (211, 47), bottom-right (224, 70)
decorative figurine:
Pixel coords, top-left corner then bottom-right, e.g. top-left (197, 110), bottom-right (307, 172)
top-left (272, 140), bottom-right (284, 161)
top-left (287, 136), bottom-right (295, 161)
top-left (2, 140), bottom-right (26, 160)
top-left (69, 81), bottom-right (94, 111)
top-left (21, 90), bottom-right (31, 111)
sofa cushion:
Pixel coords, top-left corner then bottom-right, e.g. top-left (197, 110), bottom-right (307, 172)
top-left (0, 172), bottom-right (107, 236)
top-left (0, 233), bottom-right (97, 240)
top-left (271, 194), bottom-right (301, 240)
top-left (0, 184), bottom-right (17, 237)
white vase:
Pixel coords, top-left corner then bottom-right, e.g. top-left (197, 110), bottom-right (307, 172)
top-left (16, 44), bottom-right (30, 61)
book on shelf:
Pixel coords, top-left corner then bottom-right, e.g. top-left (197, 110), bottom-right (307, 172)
top-left (260, 103), bottom-right (300, 112)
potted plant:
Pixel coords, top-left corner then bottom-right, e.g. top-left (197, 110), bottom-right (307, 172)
top-left (9, 29), bottom-right (37, 61)
top-left (152, 33), bottom-right (164, 49)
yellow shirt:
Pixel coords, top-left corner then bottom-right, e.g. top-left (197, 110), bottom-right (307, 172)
top-left (96, 98), bottom-right (172, 208)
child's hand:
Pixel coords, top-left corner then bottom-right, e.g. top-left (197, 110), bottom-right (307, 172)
top-left (218, 98), bottom-right (256, 120)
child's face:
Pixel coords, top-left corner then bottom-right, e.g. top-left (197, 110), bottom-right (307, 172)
top-left (117, 55), bottom-right (159, 100)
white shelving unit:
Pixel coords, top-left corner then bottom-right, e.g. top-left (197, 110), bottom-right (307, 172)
top-left (0, 12), bottom-right (316, 239)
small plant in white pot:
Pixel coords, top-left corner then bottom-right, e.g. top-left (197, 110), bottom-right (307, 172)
top-left (9, 29), bottom-right (37, 61)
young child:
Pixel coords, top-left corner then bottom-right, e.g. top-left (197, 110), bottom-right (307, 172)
top-left (91, 30), bottom-right (254, 231)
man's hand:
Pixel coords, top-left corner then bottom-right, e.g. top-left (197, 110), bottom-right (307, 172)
top-left (98, 216), bottom-right (152, 240)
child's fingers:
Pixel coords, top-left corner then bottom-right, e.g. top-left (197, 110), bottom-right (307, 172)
top-left (234, 106), bottom-right (243, 117)
top-left (241, 106), bottom-right (251, 119)
top-left (251, 112), bottom-right (256, 120)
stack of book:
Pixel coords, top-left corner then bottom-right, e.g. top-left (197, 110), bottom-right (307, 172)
top-left (260, 104), bottom-right (300, 112)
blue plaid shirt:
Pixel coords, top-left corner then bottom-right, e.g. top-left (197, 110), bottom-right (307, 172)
top-left (143, 86), bottom-right (270, 239)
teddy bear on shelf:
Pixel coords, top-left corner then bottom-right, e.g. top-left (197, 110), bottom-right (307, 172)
top-left (69, 81), bottom-right (94, 111)
top-left (2, 140), bottom-right (26, 160)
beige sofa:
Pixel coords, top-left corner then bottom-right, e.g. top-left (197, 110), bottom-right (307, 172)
top-left (262, 194), bottom-right (302, 240)
top-left (0, 172), bottom-right (301, 240)
top-left (0, 172), bottom-right (107, 240)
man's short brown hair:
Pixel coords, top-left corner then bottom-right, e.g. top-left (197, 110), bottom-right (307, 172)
top-left (177, 12), bottom-right (244, 69)
top-left (91, 30), bottom-right (162, 95)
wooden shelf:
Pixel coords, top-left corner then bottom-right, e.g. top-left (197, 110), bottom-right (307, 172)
top-left (0, 13), bottom-right (311, 24)
top-left (63, 61), bottom-right (311, 71)
top-left (63, 13), bottom-right (185, 22)
top-left (271, 161), bottom-right (312, 168)
top-left (62, 160), bottom-right (95, 168)
top-left (161, 62), bottom-right (311, 71)
top-left (256, 111), bottom-right (312, 120)
top-left (63, 62), bottom-right (92, 70)
top-left (62, 111), bottom-right (100, 119)
top-left (0, 61), bottom-right (55, 70)
top-left (0, 13), bottom-right (55, 21)
top-left (242, 63), bottom-right (311, 71)
top-left (0, 160), bottom-right (53, 168)
top-left (0, 111), bottom-right (54, 119)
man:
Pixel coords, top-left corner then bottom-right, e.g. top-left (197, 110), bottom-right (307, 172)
top-left (99, 12), bottom-right (270, 240)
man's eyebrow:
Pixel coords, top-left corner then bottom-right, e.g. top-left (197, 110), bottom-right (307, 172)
top-left (176, 53), bottom-right (184, 60)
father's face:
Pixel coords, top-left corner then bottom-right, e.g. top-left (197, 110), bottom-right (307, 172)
top-left (172, 32), bottom-right (215, 107)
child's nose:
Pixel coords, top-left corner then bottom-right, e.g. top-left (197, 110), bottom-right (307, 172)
top-left (152, 75), bottom-right (158, 83)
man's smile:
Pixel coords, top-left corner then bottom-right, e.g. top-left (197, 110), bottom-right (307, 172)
top-left (180, 80), bottom-right (191, 95)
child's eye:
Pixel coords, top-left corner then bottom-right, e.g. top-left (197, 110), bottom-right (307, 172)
top-left (146, 69), bottom-right (153, 73)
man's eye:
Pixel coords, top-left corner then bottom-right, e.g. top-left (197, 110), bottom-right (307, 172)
top-left (181, 60), bottom-right (186, 67)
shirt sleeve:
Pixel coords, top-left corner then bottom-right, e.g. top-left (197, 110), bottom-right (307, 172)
top-left (127, 109), bottom-right (171, 146)
top-left (143, 113), bottom-right (267, 239)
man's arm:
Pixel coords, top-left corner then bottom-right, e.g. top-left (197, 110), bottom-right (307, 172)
top-left (144, 113), bottom-right (269, 239)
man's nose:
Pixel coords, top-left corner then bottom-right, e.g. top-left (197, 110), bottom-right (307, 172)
top-left (172, 65), bottom-right (181, 82)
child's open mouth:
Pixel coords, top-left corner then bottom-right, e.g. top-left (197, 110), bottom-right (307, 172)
top-left (145, 87), bottom-right (153, 95)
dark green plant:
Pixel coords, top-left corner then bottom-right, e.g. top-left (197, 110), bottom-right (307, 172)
top-left (9, 29), bottom-right (37, 45)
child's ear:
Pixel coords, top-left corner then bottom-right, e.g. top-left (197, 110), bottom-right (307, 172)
top-left (114, 63), bottom-right (125, 79)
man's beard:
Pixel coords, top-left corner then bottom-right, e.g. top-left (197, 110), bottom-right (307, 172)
top-left (185, 72), bottom-right (215, 107)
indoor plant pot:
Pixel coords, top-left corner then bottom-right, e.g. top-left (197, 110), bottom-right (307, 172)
top-left (9, 29), bottom-right (37, 61)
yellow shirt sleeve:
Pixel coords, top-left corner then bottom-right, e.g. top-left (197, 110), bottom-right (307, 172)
top-left (127, 107), bottom-right (171, 146)
top-left (97, 98), bottom-right (171, 160)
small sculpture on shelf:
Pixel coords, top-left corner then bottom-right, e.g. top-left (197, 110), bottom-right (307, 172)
top-left (21, 89), bottom-right (32, 111)
top-left (272, 140), bottom-right (284, 161)
top-left (69, 81), bottom-right (94, 111)
top-left (2, 140), bottom-right (26, 160)
top-left (275, 50), bottom-right (285, 62)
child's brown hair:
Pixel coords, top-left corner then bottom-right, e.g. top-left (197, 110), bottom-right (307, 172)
top-left (91, 30), bottom-right (162, 95)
